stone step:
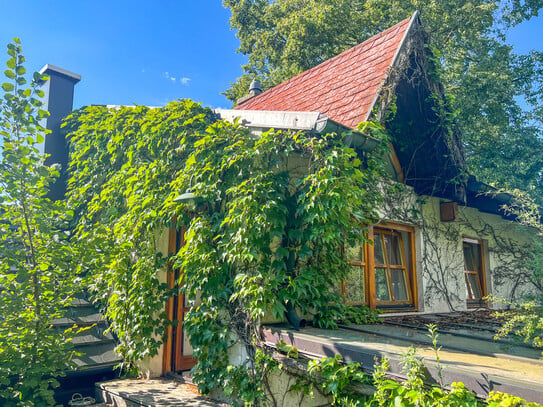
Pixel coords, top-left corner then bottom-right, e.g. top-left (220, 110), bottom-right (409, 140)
top-left (96, 378), bottom-right (229, 407)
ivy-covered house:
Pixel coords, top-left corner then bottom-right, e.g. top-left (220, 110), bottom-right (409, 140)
top-left (40, 12), bottom-right (541, 404)
top-left (147, 13), bottom-right (540, 400)
top-left (221, 12), bottom-right (537, 313)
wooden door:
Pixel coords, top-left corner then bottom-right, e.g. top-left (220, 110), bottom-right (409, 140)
top-left (163, 227), bottom-right (196, 373)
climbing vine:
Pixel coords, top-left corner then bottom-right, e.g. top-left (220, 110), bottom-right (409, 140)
top-left (65, 102), bottom-right (388, 403)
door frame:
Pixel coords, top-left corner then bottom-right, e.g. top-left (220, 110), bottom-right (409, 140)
top-left (163, 226), bottom-right (197, 373)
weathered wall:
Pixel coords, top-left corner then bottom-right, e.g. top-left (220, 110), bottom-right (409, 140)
top-left (416, 196), bottom-right (536, 313)
top-left (264, 368), bottom-right (331, 407)
top-left (378, 184), bottom-right (537, 313)
top-left (136, 227), bottom-right (171, 378)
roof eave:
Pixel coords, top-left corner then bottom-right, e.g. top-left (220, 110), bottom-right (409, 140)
top-left (215, 109), bottom-right (380, 152)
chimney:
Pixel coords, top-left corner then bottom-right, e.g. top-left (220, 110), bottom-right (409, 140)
top-left (236, 78), bottom-right (263, 105)
top-left (38, 64), bottom-right (81, 200)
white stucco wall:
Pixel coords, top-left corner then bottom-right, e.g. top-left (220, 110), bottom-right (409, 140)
top-left (136, 227), bottom-right (171, 378)
top-left (414, 196), bottom-right (537, 313)
top-left (376, 183), bottom-right (538, 313)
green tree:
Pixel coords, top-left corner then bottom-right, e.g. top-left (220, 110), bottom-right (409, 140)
top-left (0, 39), bottom-right (77, 405)
top-left (224, 0), bottom-right (543, 203)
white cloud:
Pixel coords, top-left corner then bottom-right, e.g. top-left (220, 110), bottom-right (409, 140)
top-left (163, 72), bottom-right (191, 85)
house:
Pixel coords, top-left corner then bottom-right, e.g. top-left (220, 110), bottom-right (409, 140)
top-left (219, 12), bottom-right (538, 313)
top-left (39, 12), bottom-right (542, 404)
top-left (150, 12), bottom-right (541, 403)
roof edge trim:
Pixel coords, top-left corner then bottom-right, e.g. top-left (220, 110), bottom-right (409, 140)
top-left (363, 11), bottom-right (420, 122)
top-left (215, 109), bottom-right (381, 152)
top-left (39, 64), bottom-right (81, 83)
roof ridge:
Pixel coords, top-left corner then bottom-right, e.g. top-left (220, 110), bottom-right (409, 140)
top-left (362, 11), bottom-right (420, 122)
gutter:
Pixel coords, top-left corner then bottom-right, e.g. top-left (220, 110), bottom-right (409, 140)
top-left (214, 109), bottom-right (381, 152)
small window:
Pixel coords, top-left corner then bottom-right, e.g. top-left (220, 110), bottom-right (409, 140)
top-left (463, 238), bottom-right (486, 307)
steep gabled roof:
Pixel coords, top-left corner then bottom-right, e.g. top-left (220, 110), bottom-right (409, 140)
top-left (236, 14), bottom-right (416, 129)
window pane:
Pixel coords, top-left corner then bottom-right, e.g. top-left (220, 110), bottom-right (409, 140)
top-left (182, 326), bottom-right (193, 356)
top-left (374, 234), bottom-right (385, 264)
top-left (385, 234), bottom-right (403, 266)
top-left (390, 269), bottom-right (409, 301)
top-left (345, 243), bottom-right (364, 263)
top-left (463, 245), bottom-right (475, 271)
top-left (345, 265), bottom-right (365, 303)
top-left (467, 273), bottom-right (482, 300)
top-left (375, 268), bottom-right (390, 301)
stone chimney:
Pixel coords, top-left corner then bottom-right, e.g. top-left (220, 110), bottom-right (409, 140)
top-left (38, 64), bottom-right (81, 200)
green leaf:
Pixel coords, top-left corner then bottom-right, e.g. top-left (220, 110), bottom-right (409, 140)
top-left (2, 82), bottom-right (14, 92)
top-left (6, 57), bottom-right (16, 69)
top-left (4, 69), bottom-right (15, 79)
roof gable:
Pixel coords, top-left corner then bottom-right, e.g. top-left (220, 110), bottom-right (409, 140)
top-left (236, 14), bottom-right (416, 129)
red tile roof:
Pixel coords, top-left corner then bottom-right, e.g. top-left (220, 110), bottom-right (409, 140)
top-left (236, 15), bottom-right (415, 129)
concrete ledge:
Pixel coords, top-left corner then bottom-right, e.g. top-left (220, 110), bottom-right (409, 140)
top-left (96, 379), bottom-right (227, 407)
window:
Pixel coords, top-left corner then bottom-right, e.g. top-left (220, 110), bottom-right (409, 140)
top-left (343, 224), bottom-right (417, 310)
top-left (343, 242), bottom-right (367, 304)
top-left (373, 228), bottom-right (412, 304)
top-left (463, 238), bottom-right (486, 307)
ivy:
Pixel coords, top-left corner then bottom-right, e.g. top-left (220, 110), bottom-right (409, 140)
top-left (65, 101), bottom-right (216, 364)
top-left (285, 349), bottom-right (541, 407)
top-left (66, 102), bottom-right (388, 402)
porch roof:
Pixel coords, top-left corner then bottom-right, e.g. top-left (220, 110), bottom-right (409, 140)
top-left (262, 311), bottom-right (543, 403)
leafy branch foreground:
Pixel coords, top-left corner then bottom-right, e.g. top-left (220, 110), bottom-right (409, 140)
top-left (0, 41), bottom-right (79, 405)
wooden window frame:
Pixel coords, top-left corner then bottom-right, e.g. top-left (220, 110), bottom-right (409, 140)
top-left (462, 237), bottom-right (487, 308)
top-left (343, 223), bottom-right (417, 311)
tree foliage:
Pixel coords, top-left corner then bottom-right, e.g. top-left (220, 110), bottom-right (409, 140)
top-left (224, 0), bottom-right (543, 203)
top-left (0, 40), bottom-right (77, 405)
top-left (65, 102), bottom-right (386, 403)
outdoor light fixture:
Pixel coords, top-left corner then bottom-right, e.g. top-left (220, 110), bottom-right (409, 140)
top-left (174, 189), bottom-right (197, 204)
top-left (174, 175), bottom-right (204, 208)
top-left (174, 188), bottom-right (207, 212)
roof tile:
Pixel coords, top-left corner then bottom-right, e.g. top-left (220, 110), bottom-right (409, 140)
top-left (236, 16), bottom-right (413, 128)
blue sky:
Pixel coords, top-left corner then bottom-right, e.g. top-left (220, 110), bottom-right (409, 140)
top-left (0, 1), bottom-right (542, 110)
